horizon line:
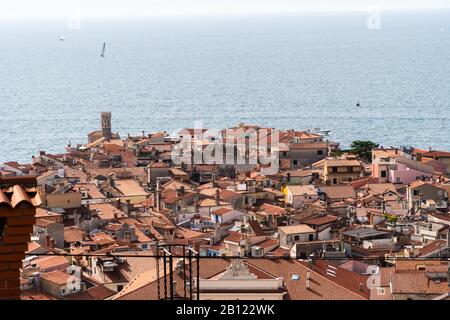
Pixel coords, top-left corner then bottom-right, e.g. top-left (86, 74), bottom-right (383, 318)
top-left (1, 7), bottom-right (450, 21)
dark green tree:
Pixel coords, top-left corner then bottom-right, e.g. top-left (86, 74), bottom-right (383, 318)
top-left (350, 140), bottom-right (379, 162)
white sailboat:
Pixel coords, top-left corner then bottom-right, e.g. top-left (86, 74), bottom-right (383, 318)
top-left (60, 34), bottom-right (65, 41)
top-left (100, 42), bottom-right (106, 57)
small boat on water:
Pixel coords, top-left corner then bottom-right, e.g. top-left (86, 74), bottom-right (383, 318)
top-left (100, 42), bottom-right (106, 57)
top-left (307, 128), bottom-right (331, 136)
top-left (60, 34), bottom-right (65, 41)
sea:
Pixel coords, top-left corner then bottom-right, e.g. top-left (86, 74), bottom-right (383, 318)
top-left (0, 10), bottom-right (449, 163)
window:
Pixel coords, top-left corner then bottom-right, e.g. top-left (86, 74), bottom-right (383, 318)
top-left (332, 167), bottom-right (337, 173)
top-left (309, 234), bottom-right (314, 241)
top-left (294, 235), bottom-right (300, 241)
top-left (417, 265), bottom-right (426, 271)
top-left (293, 160), bottom-right (298, 166)
top-left (381, 170), bottom-right (387, 178)
top-left (413, 190), bottom-right (420, 196)
top-left (332, 178), bottom-right (338, 185)
top-left (282, 151), bottom-right (287, 157)
top-left (317, 150), bottom-right (323, 155)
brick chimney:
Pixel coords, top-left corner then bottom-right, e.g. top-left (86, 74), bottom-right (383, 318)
top-left (0, 176), bottom-right (41, 300)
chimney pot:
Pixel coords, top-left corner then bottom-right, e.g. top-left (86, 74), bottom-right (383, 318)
top-left (215, 189), bottom-right (220, 205)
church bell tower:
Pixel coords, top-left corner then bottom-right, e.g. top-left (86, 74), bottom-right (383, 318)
top-left (101, 112), bottom-right (112, 141)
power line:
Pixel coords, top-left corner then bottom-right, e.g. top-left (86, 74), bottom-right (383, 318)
top-left (24, 252), bottom-right (450, 261)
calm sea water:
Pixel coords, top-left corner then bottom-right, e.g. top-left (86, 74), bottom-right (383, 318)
top-left (1, 11), bottom-right (449, 163)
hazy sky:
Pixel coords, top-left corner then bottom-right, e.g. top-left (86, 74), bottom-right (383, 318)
top-left (1, 0), bottom-right (449, 19)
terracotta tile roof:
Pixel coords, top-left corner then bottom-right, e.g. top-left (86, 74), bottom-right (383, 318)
top-left (254, 238), bottom-right (278, 249)
top-left (0, 184), bottom-right (42, 208)
top-left (32, 255), bottom-right (70, 272)
top-left (418, 240), bottom-right (448, 257)
top-left (286, 185), bottom-right (317, 196)
top-left (422, 150), bottom-right (450, 158)
top-left (342, 177), bottom-right (379, 189)
top-left (178, 128), bottom-right (208, 135)
top-left (27, 241), bottom-right (43, 253)
top-left (289, 142), bottom-right (328, 149)
top-left (310, 260), bottom-right (371, 299)
top-left (35, 208), bottom-right (62, 219)
top-left (211, 207), bottom-right (233, 215)
top-left (169, 168), bottom-right (189, 176)
top-left (175, 226), bottom-right (205, 240)
top-left (40, 271), bottom-right (72, 285)
top-left (76, 183), bottom-right (106, 199)
top-left (303, 215), bottom-right (338, 226)
top-left (408, 180), bottom-right (426, 189)
top-left (320, 186), bottom-right (356, 200)
top-left (198, 198), bottom-right (229, 207)
top-left (35, 218), bottom-right (56, 228)
top-left (64, 227), bottom-right (86, 243)
top-left (21, 289), bottom-right (58, 300)
top-left (280, 130), bottom-right (322, 142)
top-left (2, 161), bottom-right (33, 173)
top-left (430, 212), bottom-right (450, 222)
top-left (392, 270), bottom-right (448, 295)
top-left (66, 285), bottom-right (116, 300)
top-left (278, 224), bottom-right (315, 234)
top-left (148, 162), bottom-right (169, 168)
top-left (89, 203), bottom-right (127, 220)
top-left (248, 220), bottom-right (265, 236)
top-left (114, 179), bottom-right (148, 197)
top-left (115, 258), bottom-right (369, 300)
top-left (259, 203), bottom-right (286, 216)
top-left (285, 169), bottom-right (316, 178)
top-left (161, 179), bottom-right (194, 191)
top-left (367, 183), bottom-right (397, 195)
top-left (324, 158), bottom-right (361, 167)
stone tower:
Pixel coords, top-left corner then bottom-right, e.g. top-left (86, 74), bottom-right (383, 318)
top-left (101, 112), bottom-right (112, 141)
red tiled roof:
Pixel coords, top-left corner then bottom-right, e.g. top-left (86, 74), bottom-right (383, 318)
top-left (224, 231), bottom-right (243, 244)
top-left (0, 184), bottom-right (42, 208)
top-left (115, 258), bottom-right (369, 300)
top-left (259, 203), bottom-right (286, 216)
top-left (248, 220), bottom-right (265, 236)
top-left (211, 207), bottom-right (233, 215)
top-left (303, 215), bottom-right (338, 226)
top-left (422, 150), bottom-right (450, 158)
top-left (40, 271), bottom-right (72, 285)
top-left (418, 240), bottom-right (447, 257)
